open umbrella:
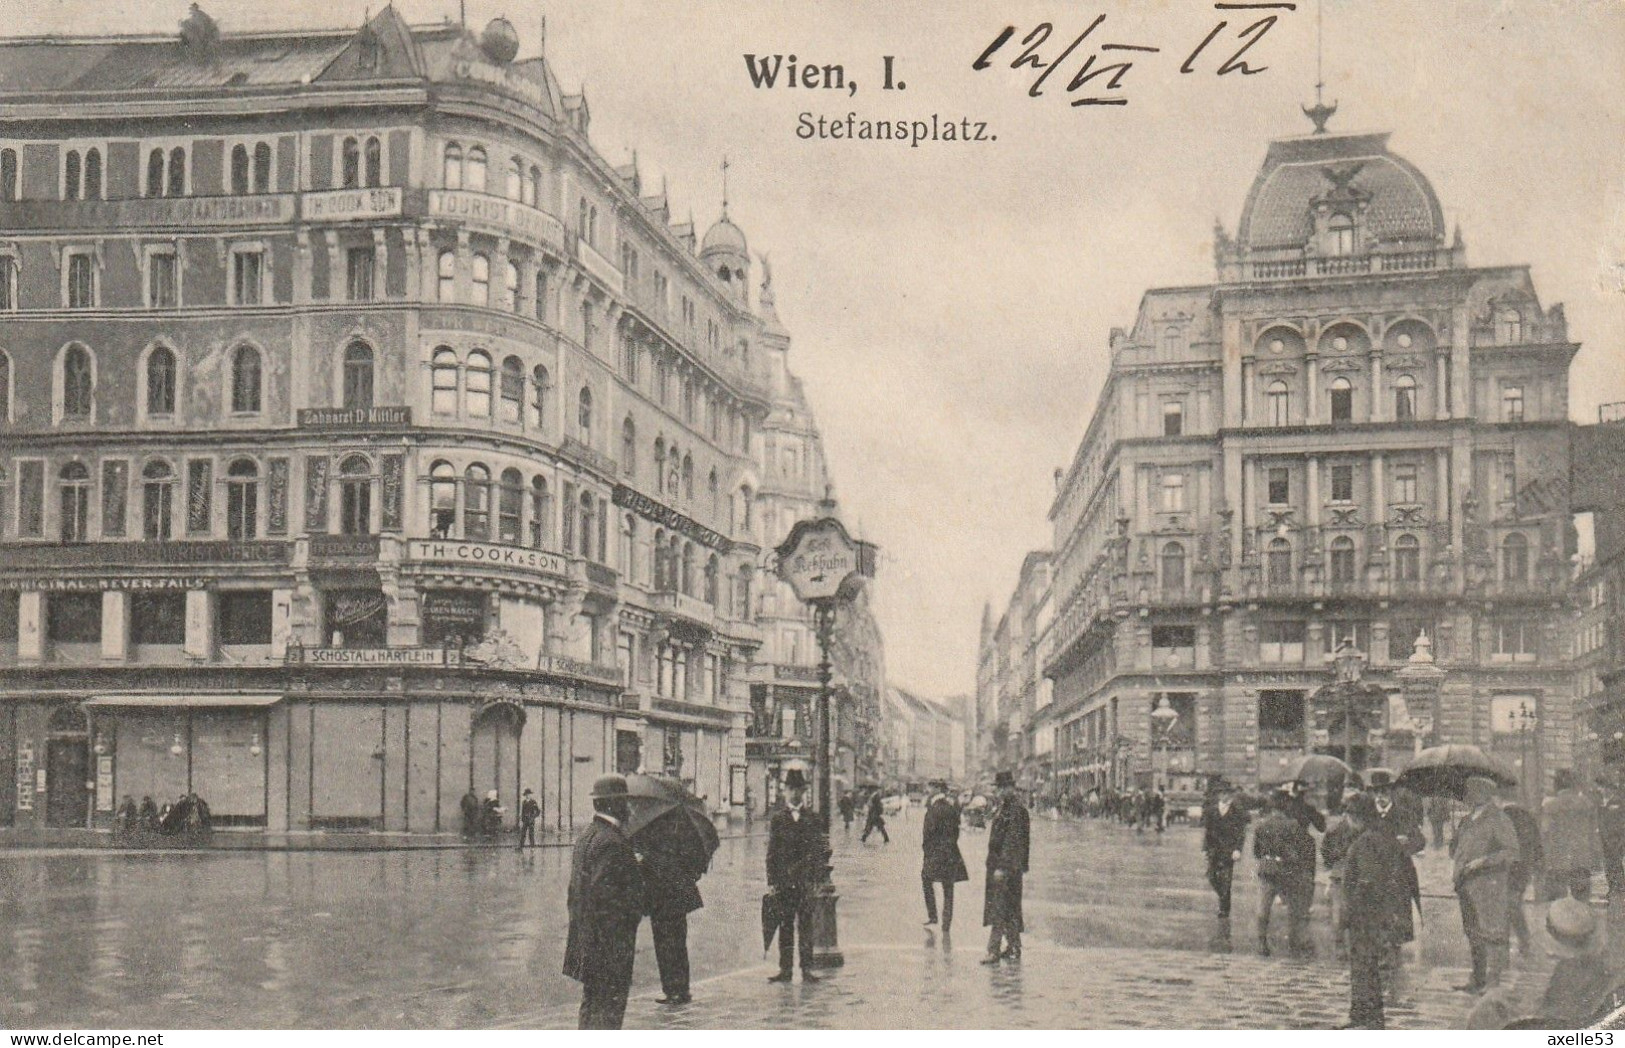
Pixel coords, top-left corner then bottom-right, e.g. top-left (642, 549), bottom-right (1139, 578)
top-left (1282, 753), bottom-right (1355, 786)
top-left (1396, 744), bottom-right (1518, 799)
top-left (623, 773), bottom-right (719, 877)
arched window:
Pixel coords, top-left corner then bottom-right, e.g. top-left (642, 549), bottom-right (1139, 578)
top-left (61, 344), bottom-right (94, 419)
top-left (167, 147), bottom-right (186, 196)
top-left (466, 147), bottom-right (487, 193)
top-left (437, 250), bottom-right (456, 301)
top-left (1502, 386), bottom-right (1525, 423)
top-left (529, 476), bottom-right (550, 548)
top-left (146, 148), bottom-right (165, 196)
top-left (1267, 380), bottom-right (1290, 426)
top-left (63, 149), bottom-right (80, 199)
top-left (230, 344), bottom-right (262, 413)
top-left (1330, 536), bottom-right (1357, 585)
top-left (577, 386), bottom-right (593, 435)
top-left (530, 365), bottom-right (549, 428)
top-left (428, 461), bottom-right (457, 538)
top-left (498, 467), bottom-right (524, 544)
top-left (708, 468), bottom-right (719, 518)
top-left (1502, 532), bottom-right (1529, 586)
top-left (253, 142), bottom-right (272, 193)
top-left (579, 491), bottom-right (596, 559)
top-left (1328, 213), bottom-right (1355, 256)
top-left (339, 455), bottom-right (373, 535)
top-left (226, 458), bottom-right (259, 540)
top-left (230, 144), bottom-right (250, 195)
top-left (653, 438), bottom-right (667, 494)
top-left (682, 454), bottom-right (694, 501)
top-left (534, 270), bottom-right (547, 321)
top-left (83, 147), bottom-right (102, 200)
top-left (705, 554), bottom-right (720, 606)
top-left (471, 253), bottom-right (490, 306)
top-left (146, 346), bottom-right (176, 416)
top-left (499, 355), bottom-right (523, 423)
top-left (681, 542), bottom-right (695, 596)
top-left (461, 464), bottom-right (490, 540)
top-left (1498, 309), bottom-right (1523, 345)
top-left (431, 347), bottom-right (459, 416)
top-left (443, 143), bottom-right (463, 189)
top-left (364, 136), bottom-right (382, 188)
top-left (1160, 327), bottom-right (1181, 356)
top-left (1393, 374), bottom-right (1417, 421)
top-left (622, 416), bottom-right (637, 477)
top-left (464, 350), bottom-right (492, 418)
top-left (505, 261), bottom-right (520, 312)
top-left (59, 462), bottom-right (90, 542)
top-left (739, 485), bottom-right (754, 532)
top-left (1159, 541), bottom-right (1185, 594)
top-left (1329, 377), bottom-right (1353, 423)
top-left (621, 514), bottom-right (637, 579)
top-left (1267, 537), bottom-right (1292, 587)
top-left (507, 157), bottom-right (523, 200)
top-left (343, 341), bottom-right (374, 410)
top-left (652, 529), bottom-right (668, 591)
top-left (142, 459), bottom-right (175, 540)
top-left (1393, 534), bottom-right (1421, 583)
top-left (341, 137), bottom-right (360, 189)
top-left (736, 564), bottom-right (755, 622)
top-left (527, 166), bottom-right (542, 207)
top-left (666, 447), bottom-right (680, 496)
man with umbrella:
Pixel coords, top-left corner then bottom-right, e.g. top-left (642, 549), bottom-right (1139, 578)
top-left (563, 775), bottom-right (645, 1030)
top-left (1453, 775), bottom-right (1519, 993)
top-left (766, 767), bottom-right (825, 983)
top-left (642, 817), bottom-right (703, 1005)
top-left (981, 770), bottom-right (1030, 965)
top-left (921, 778), bottom-right (968, 931)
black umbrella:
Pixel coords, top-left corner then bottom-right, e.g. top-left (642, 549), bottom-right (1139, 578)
top-left (1397, 744), bottom-right (1518, 799)
top-left (623, 774), bottom-right (719, 878)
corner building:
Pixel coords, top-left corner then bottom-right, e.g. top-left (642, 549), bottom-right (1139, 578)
top-left (0, 7), bottom-right (818, 835)
top-left (1045, 120), bottom-right (1580, 795)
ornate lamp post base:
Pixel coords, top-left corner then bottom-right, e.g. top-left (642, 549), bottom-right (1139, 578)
top-left (808, 880), bottom-right (845, 968)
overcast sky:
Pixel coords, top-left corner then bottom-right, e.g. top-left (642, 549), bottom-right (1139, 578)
top-left (19, 0), bottom-right (1625, 700)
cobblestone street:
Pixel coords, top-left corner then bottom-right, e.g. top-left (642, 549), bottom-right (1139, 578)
top-left (0, 810), bottom-right (1587, 1029)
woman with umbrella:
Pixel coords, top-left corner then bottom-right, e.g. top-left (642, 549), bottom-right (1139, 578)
top-left (622, 773), bottom-right (719, 1007)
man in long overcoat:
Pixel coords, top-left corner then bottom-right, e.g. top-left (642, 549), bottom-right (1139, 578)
top-left (1543, 769), bottom-right (1601, 900)
top-left (1202, 778), bottom-right (1250, 919)
top-left (1340, 794), bottom-right (1421, 1029)
top-left (766, 767), bottom-right (826, 983)
top-left (982, 771), bottom-right (1030, 964)
top-left (921, 779), bottom-right (969, 931)
top-left (563, 775), bottom-right (645, 1029)
top-left (1452, 775), bottom-right (1518, 992)
top-left (1254, 789), bottom-right (1317, 956)
top-left (642, 826), bottom-right (703, 1005)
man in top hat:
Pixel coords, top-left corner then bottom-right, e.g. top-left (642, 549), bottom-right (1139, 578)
top-left (1452, 775), bottom-right (1519, 993)
top-left (982, 770), bottom-right (1030, 964)
top-left (1201, 778), bottom-right (1250, 920)
top-left (1340, 793), bottom-right (1421, 1029)
top-left (1366, 768), bottom-right (1425, 855)
top-left (766, 766), bottom-right (826, 983)
top-left (921, 778), bottom-right (969, 931)
top-left (518, 787), bottom-right (540, 849)
top-left (563, 774), bottom-right (645, 1030)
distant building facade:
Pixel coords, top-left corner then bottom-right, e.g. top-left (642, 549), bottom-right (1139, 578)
top-left (880, 684), bottom-right (964, 786)
top-left (974, 551), bottom-right (1051, 785)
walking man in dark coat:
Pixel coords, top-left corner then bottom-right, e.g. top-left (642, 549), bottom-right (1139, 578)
top-left (642, 825), bottom-right (703, 1005)
top-left (766, 767), bottom-right (826, 983)
top-left (563, 775), bottom-right (644, 1030)
top-left (1254, 789), bottom-right (1317, 956)
top-left (460, 788), bottom-right (480, 840)
top-left (518, 787), bottom-right (540, 849)
top-left (838, 791), bottom-right (856, 833)
top-left (1340, 794), bottom-right (1422, 1029)
top-left (921, 779), bottom-right (969, 931)
top-left (861, 788), bottom-right (890, 843)
top-left (1202, 778), bottom-right (1250, 919)
top-left (982, 770), bottom-right (1030, 964)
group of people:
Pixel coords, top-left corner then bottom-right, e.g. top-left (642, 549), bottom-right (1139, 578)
top-left (1200, 766), bottom-right (1625, 1029)
top-left (1058, 786), bottom-right (1170, 831)
top-left (837, 787), bottom-right (893, 844)
top-left (114, 792), bottom-right (211, 838)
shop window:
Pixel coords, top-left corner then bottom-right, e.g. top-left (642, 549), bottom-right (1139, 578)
top-left (324, 589), bottom-right (386, 647)
top-left (1260, 621), bottom-right (1305, 663)
top-left (218, 591), bottom-right (272, 645)
top-left (463, 463), bottom-right (491, 541)
top-left (421, 590), bottom-right (487, 646)
top-left (498, 468), bottom-right (523, 544)
top-left (58, 462), bottom-right (90, 542)
top-left (131, 592), bottom-right (186, 645)
top-left (343, 342), bottom-right (374, 410)
top-left (339, 455), bottom-right (373, 535)
top-left (428, 461), bottom-right (457, 538)
top-left (1258, 690), bottom-right (1305, 748)
top-left (47, 592), bottom-right (101, 644)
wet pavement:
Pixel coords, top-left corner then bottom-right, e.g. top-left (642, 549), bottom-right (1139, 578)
top-left (0, 808), bottom-right (1600, 1028)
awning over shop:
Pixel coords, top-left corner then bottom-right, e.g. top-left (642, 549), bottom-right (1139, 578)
top-left (82, 694), bottom-right (284, 708)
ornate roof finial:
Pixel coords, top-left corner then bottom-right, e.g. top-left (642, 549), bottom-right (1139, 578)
top-left (720, 154), bottom-right (731, 219)
top-left (1302, 0), bottom-right (1337, 133)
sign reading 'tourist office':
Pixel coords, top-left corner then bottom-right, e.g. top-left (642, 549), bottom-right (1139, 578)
top-left (775, 518), bottom-right (864, 603)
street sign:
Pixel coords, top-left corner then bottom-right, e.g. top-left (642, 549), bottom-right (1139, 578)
top-left (775, 518), bottom-right (861, 602)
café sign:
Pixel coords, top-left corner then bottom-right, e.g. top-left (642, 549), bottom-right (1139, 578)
top-left (409, 539), bottom-right (569, 578)
top-left (775, 518), bottom-right (862, 603)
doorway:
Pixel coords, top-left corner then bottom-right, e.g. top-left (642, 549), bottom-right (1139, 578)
top-left (471, 702), bottom-right (524, 830)
top-left (45, 704), bottom-right (90, 828)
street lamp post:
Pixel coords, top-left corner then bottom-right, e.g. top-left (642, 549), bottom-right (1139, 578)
top-left (1150, 696), bottom-right (1179, 790)
top-left (1514, 702), bottom-right (1539, 805)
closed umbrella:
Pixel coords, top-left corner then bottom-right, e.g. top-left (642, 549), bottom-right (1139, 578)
top-left (1396, 744), bottom-right (1518, 799)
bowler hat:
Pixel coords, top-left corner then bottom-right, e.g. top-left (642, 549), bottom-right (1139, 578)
top-left (782, 768), bottom-right (808, 790)
top-left (1546, 897), bottom-right (1603, 959)
top-left (589, 774), bottom-right (629, 799)
top-left (1365, 767), bottom-right (1398, 789)
top-left (994, 770), bottom-right (1016, 788)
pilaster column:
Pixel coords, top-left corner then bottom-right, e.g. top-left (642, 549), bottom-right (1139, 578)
top-left (455, 228), bottom-right (471, 303)
top-left (270, 588), bottom-right (293, 659)
top-left (18, 590), bottom-right (43, 665)
top-left (1372, 452), bottom-right (1386, 527)
top-left (321, 229), bottom-right (340, 303)
top-left (1371, 351), bottom-right (1384, 422)
top-left (101, 590), bottom-right (130, 663)
top-left (1240, 358), bottom-right (1253, 425)
top-left (372, 228), bottom-right (388, 300)
top-left (495, 236), bottom-right (512, 311)
top-left (1306, 353), bottom-right (1319, 421)
top-left (184, 589), bottom-right (215, 660)
top-left (1437, 352), bottom-right (1451, 420)
top-left (1307, 455), bottom-right (1320, 526)
top-left (1436, 448), bottom-right (1450, 522)
top-left (294, 229), bottom-right (312, 305)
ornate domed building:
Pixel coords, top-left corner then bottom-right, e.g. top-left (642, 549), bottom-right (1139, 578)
top-left (1032, 112), bottom-right (1581, 796)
